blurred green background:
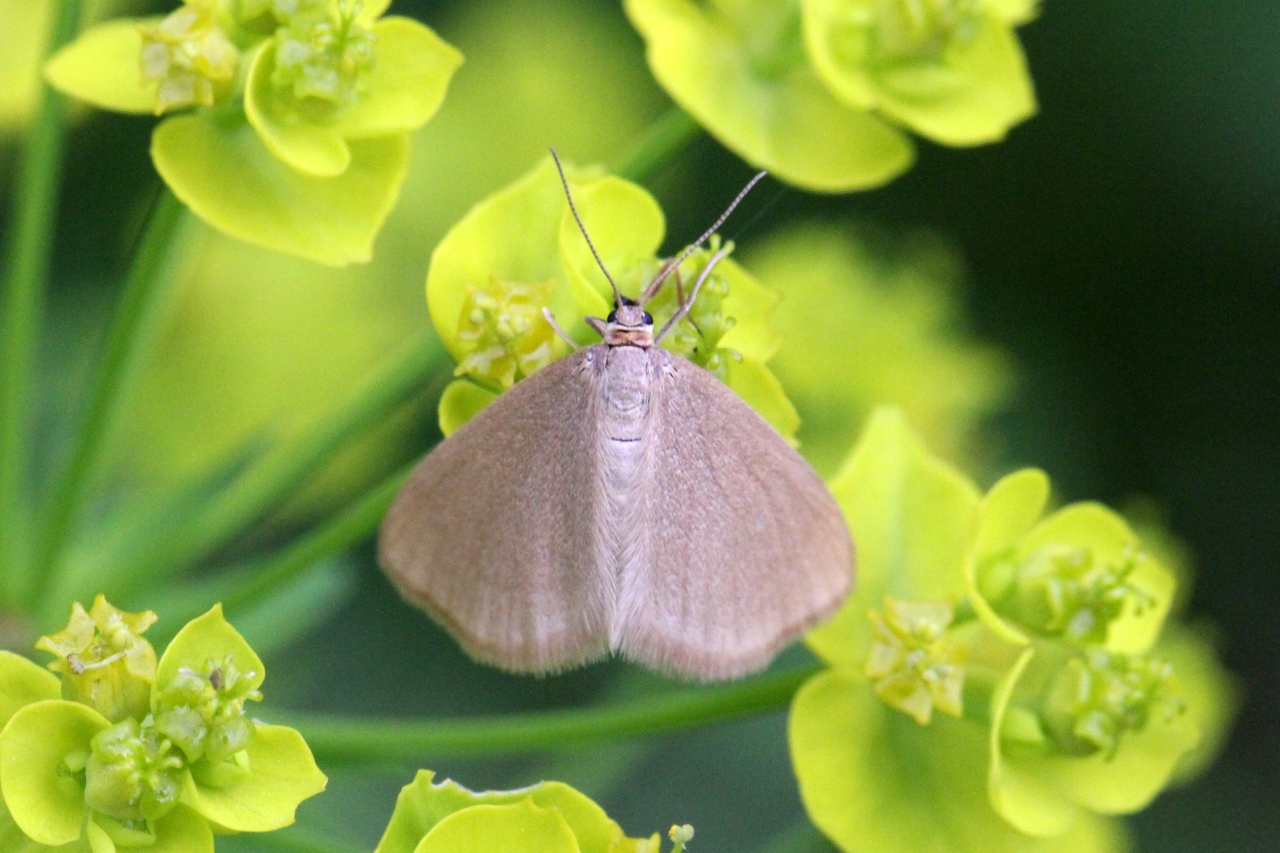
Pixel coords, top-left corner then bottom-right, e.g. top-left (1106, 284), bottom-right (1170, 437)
top-left (3, 1), bottom-right (1276, 851)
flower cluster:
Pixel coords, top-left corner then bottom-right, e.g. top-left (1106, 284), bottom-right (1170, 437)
top-left (426, 156), bottom-right (799, 442)
top-left (0, 597), bottom-right (325, 851)
top-left (789, 408), bottom-right (1235, 853)
top-left (625, 0), bottom-right (1039, 191)
top-left (44, 0), bottom-right (461, 265)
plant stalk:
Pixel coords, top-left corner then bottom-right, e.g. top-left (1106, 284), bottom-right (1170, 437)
top-left (0, 0), bottom-right (85, 605)
top-left (284, 665), bottom-right (818, 766)
top-left (31, 188), bottom-right (190, 608)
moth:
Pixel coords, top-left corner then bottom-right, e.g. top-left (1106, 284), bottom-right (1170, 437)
top-left (379, 156), bottom-right (853, 681)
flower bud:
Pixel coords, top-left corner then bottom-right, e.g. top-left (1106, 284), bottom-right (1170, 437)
top-left (36, 596), bottom-right (158, 723)
top-left (84, 717), bottom-right (185, 823)
top-left (454, 277), bottom-right (560, 389)
top-left (272, 1), bottom-right (377, 108)
top-left (153, 655), bottom-right (263, 764)
top-left (1043, 649), bottom-right (1187, 758)
top-left (872, 0), bottom-right (984, 63)
top-left (139, 1), bottom-right (239, 114)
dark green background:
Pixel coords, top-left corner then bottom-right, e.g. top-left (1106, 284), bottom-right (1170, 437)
top-left (8, 1), bottom-right (1276, 851)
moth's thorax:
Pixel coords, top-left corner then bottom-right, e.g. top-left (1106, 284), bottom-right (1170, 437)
top-left (589, 343), bottom-right (665, 442)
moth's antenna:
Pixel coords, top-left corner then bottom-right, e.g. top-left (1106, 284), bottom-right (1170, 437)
top-left (640, 170), bottom-right (767, 307)
top-left (550, 148), bottom-right (623, 308)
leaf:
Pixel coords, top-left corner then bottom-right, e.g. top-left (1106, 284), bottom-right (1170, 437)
top-left (626, 0), bottom-right (913, 192)
top-left (151, 111), bottom-right (410, 266)
top-left (44, 18), bottom-right (158, 115)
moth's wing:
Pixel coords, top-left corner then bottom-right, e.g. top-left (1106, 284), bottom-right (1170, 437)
top-left (378, 349), bottom-right (610, 674)
top-left (617, 352), bottom-right (853, 681)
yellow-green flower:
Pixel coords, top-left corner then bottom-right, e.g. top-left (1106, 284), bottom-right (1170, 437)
top-left (35, 595), bottom-right (158, 723)
top-left (427, 156), bottom-right (798, 441)
top-left (790, 407), bottom-right (1232, 853)
top-left (625, 0), bottom-right (1039, 192)
top-left (44, 0), bottom-right (462, 265)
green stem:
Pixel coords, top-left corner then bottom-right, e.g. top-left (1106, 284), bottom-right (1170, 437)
top-left (0, 0), bottom-right (85, 606)
top-left (285, 665), bottom-right (818, 767)
top-left (108, 334), bottom-right (445, 593)
top-left (220, 463), bottom-right (412, 619)
top-left (31, 189), bottom-right (190, 608)
top-left (614, 106), bottom-right (702, 185)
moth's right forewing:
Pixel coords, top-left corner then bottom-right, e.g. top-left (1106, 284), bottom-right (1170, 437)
top-left (379, 349), bottom-right (610, 674)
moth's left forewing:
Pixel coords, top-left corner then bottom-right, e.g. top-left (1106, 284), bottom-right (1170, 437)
top-left (616, 352), bottom-right (854, 681)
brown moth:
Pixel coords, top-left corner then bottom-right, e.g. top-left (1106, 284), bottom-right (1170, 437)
top-left (379, 156), bottom-right (853, 681)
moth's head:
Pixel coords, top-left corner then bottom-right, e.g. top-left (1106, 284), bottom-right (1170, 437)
top-left (588, 297), bottom-right (654, 347)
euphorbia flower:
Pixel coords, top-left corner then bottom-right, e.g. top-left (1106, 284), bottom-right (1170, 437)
top-left (44, 0), bottom-right (462, 265)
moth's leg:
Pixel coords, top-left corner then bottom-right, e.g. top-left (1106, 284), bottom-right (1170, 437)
top-left (672, 266), bottom-right (705, 338)
top-left (542, 307), bottom-right (580, 349)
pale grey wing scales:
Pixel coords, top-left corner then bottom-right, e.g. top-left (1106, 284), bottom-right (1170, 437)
top-left (378, 349), bottom-right (611, 674)
top-left (616, 352), bottom-right (853, 681)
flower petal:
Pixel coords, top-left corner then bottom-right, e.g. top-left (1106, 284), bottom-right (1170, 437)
top-left (245, 42), bottom-right (352, 178)
top-left (180, 724), bottom-right (326, 832)
top-left (324, 17), bottom-right (462, 139)
top-left (439, 380), bottom-right (499, 438)
top-left (44, 19), bottom-right (158, 115)
top-left (872, 16), bottom-right (1037, 146)
top-left (0, 700), bottom-right (110, 846)
top-left (807, 408), bottom-right (980, 668)
top-left (725, 356), bottom-right (799, 445)
top-left (156, 604), bottom-right (265, 696)
top-left (790, 670), bottom-right (1126, 853)
top-left (0, 652), bottom-right (60, 728)
top-left (415, 801), bottom-right (579, 853)
top-left (151, 112), bottom-right (409, 266)
top-left (626, 0), bottom-right (913, 192)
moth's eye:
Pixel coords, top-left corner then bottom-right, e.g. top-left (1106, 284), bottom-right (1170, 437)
top-left (642, 312), bottom-right (654, 325)
top-left (606, 310), bottom-right (618, 322)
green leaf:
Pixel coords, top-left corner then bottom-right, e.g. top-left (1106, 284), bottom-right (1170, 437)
top-left (179, 724), bottom-right (325, 832)
top-left (438, 380), bottom-right (498, 438)
top-left (151, 111), bottom-right (410, 266)
top-left (156, 604), bottom-right (265, 697)
top-left (376, 771), bottom-right (655, 853)
top-left (323, 17), bottom-right (462, 139)
top-left (0, 652), bottom-right (60, 728)
top-left (415, 801), bottom-right (579, 853)
top-left (0, 700), bottom-right (110, 846)
top-left (43, 19), bottom-right (158, 115)
top-left (789, 670), bottom-right (1130, 853)
top-left (806, 407), bottom-right (980, 669)
top-left (245, 42), bottom-right (352, 177)
top-left (626, 0), bottom-right (913, 192)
